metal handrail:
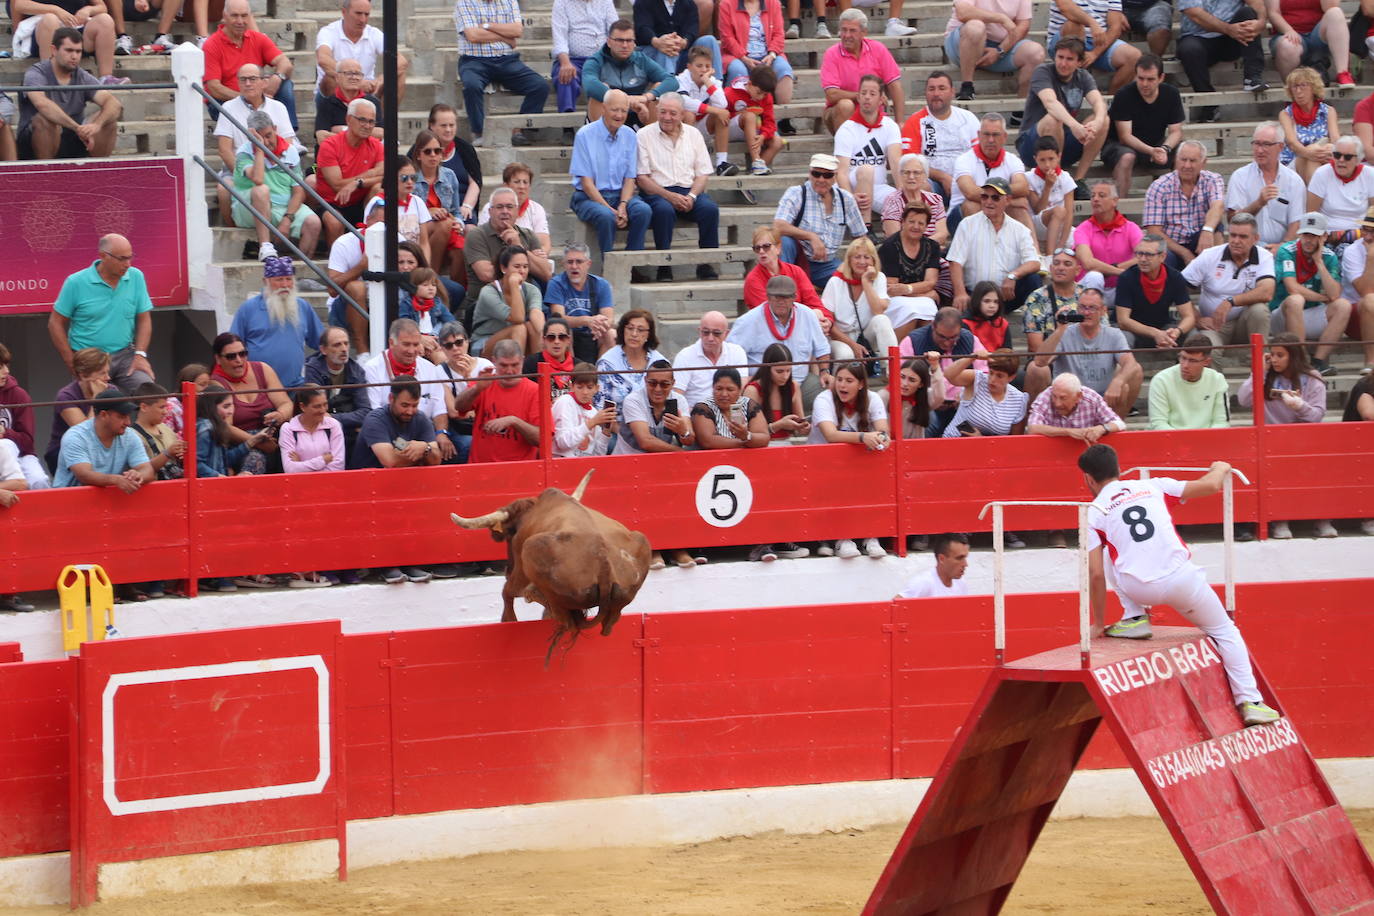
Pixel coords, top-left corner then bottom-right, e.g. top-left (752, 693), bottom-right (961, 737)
top-left (191, 154), bottom-right (368, 323)
top-left (0, 81), bottom-right (177, 91)
top-left (190, 81), bottom-right (363, 244)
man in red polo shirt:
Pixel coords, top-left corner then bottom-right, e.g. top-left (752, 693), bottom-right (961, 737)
top-left (453, 339), bottom-right (542, 463)
top-left (314, 97), bottom-right (384, 242)
top-left (203, 0), bottom-right (297, 131)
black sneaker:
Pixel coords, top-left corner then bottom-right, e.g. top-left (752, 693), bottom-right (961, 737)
top-left (1313, 357), bottom-right (1336, 377)
top-left (1242, 78), bottom-right (1268, 93)
top-left (656, 266), bottom-right (673, 282)
top-left (696, 263), bottom-right (719, 280)
top-left (778, 118), bottom-right (797, 136)
top-left (715, 160), bottom-right (740, 176)
top-left (1008, 110), bottom-right (1023, 129)
top-left (242, 240), bottom-right (260, 260)
top-left (0, 594), bottom-right (35, 612)
top-left (1073, 179), bottom-right (1091, 200)
top-left (510, 129), bottom-right (533, 147)
top-left (631, 266), bottom-right (655, 283)
top-left (1195, 106), bottom-right (1220, 123)
top-left (956, 81), bottom-right (975, 101)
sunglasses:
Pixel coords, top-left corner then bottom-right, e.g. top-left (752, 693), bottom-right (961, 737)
top-left (810, 169), bottom-right (836, 179)
top-left (221, 350), bottom-right (248, 360)
top-left (544, 333), bottom-right (571, 340)
top-left (752, 242), bottom-right (774, 252)
top-left (399, 174), bottom-right (417, 182)
top-left (442, 339), bottom-right (467, 348)
top-left (700, 328), bottom-right (725, 337)
top-left (1335, 152), bottom-right (1360, 161)
top-left (1051, 247), bottom-right (1076, 257)
top-left (419, 147), bottom-right (442, 155)
top-left (644, 380), bottom-right (674, 389)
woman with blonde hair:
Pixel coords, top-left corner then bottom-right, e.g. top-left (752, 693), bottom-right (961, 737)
top-left (1278, 67), bottom-right (1339, 183)
top-left (821, 236), bottom-right (922, 364)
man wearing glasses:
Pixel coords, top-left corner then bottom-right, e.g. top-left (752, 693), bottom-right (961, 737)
top-left (49, 233), bottom-right (154, 393)
top-left (545, 244), bottom-right (617, 363)
top-left (906, 306), bottom-right (976, 436)
top-left (1180, 212), bottom-right (1275, 353)
top-left (946, 177), bottom-right (1043, 312)
top-left (773, 153), bottom-right (867, 291)
top-left (312, 59), bottom-right (380, 148)
top-left (1306, 135), bottom-right (1374, 242)
top-left (314, 97), bottom-right (384, 244)
top-left (1115, 233), bottom-right (1197, 349)
top-left (672, 311), bottom-right (748, 408)
top-left (1073, 180), bottom-right (1142, 305)
top-left (1226, 121), bottom-right (1305, 252)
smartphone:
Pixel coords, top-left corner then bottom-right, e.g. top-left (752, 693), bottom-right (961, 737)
top-left (665, 398), bottom-right (679, 417)
top-left (956, 421), bottom-right (976, 436)
top-left (729, 403), bottom-right (745, 424)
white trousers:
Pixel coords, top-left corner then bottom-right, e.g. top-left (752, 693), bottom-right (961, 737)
top-left (0, 439), bottom-right (50, 489)
top-left (1116, 563), bottom-right (1261, 704)
top-left (831, 313), bottom-right (898, 360)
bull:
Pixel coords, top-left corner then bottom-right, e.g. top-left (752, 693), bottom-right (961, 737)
top-left (450, 470), bottom-right (652, 656)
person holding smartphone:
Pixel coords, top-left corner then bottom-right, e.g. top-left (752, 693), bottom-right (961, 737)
top-left (615, 359), bottom-right (696, 456)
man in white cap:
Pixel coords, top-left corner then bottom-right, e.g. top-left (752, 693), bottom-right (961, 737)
top-left (1270, 211), bottom-right (1351, 375)
top-left (772, 152), bottom-right (867, 291)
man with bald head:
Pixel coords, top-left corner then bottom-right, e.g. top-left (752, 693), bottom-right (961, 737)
top-left (204, 0), bottom-right (297, 129)
top-left (49, 234), bottom-right (155, 392)
top-left (572, 88), bottom-right (653, 262)
top-left (315, 97), bottom-right (384, 242)
top-left (1028, 371), bottom-right (1125, 441)
top-left (672, 311), bottom-right (748, 406)
top-left (313, 58), bottom-right (381, 147)
top-left (637, 92), bottom-right (719, 280)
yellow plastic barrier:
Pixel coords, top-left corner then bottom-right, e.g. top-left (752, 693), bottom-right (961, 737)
top-left (58, 565), bottom-right (115, 653)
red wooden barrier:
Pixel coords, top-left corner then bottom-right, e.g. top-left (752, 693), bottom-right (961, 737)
top-left (69, 621), bottom-right (344, 905)
top-left (0, 579), bottom-right (1365, 883)
top-left (2, 423), bottom-right (1370, 594)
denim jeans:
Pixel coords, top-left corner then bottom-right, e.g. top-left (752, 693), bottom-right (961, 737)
top-left (643, 186), bottom-right (719, 250)
top-left (458, 53), bottom-right (551, 137)
top-left (551, 56), bottom-right (587, 112)
top-left (571, 188), bottom-right (651, 253)
top-left (779, 235), bottom-right (839, 291)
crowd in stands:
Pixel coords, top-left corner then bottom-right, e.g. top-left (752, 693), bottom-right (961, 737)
top-left (6, 0), bottom-right (1374, 602)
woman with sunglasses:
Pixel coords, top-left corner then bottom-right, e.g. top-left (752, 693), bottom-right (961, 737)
top-left (522, 316), bottom-right (578, 401)
top-left (742, 225), bottom-right (829, 314)
top-left (411, 129), bottom-right (466, 281)
top-left (361, 155), bottom-right (431, 247)
top-left (208, 332), bottom-right (293, 457)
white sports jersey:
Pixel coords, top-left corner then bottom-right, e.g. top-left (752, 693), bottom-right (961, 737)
top-left (901, 105), bottom-right (979, 178)
top-left (833, 116), bottom-right (902, 189)
top-left (896, 567), bottom-right (969, 599)
top-left (1086, 478), bottom-right (1191, 583)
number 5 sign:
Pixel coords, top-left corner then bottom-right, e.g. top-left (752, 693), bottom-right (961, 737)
top-left (695, 465), bottom-right (753, 528)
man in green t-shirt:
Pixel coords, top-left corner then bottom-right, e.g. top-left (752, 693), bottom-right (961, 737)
top-left (233, 109), bottom-right (321, 262)
top-left (1269, 212), bottom-right (1352, 375)
top-left (48, 233), bottom-right (153, 393)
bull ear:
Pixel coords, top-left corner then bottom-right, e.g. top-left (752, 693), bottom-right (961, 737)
top-left (570, 470), bottom-right (595, 503)
top-left (451, 509), bottom-right (510, 529)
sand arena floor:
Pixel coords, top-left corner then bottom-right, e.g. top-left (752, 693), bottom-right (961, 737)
top-left (10, 810), bottom-right (1372, 914)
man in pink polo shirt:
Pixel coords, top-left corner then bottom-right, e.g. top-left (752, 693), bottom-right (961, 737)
top-left (1072, 180), bottom-right (1142, 306)
top-left (820, 8), bottom-right (903, 134)
top-left (203, 0), bottom-right (298, 131)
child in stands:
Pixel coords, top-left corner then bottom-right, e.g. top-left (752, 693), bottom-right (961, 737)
top-left (1025, 136), bottom-right (1076, 259)
top-left (677, 46), bottom-right (734, 175)
top-left (723, 66), bottom-right (784, 176)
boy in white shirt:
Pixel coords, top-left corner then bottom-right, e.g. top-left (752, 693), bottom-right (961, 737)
top-left (1078, 444), bottom-right (1280, 727)
top-left (551, 363), bottom-right (614, 457)
top-left (676, 46), bottom-right (733, 174)
top-left (1025, 136), bottom-right (1076, 259)
top-left (895, 532), bottom-right (971, 598)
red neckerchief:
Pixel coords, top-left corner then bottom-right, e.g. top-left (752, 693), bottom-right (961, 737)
top-left (1290, 101), bottom-right (1320, 127)
top-left (1139, 265), bottom-right (1167, 302)
top-left (972, 142), bottom-right (1005, 169)
top-left (833, 270), bottom-right (864, 287)
top-left (212, 362), bottom-right (249, 384)
top-left (1033, 167), bottom-right (1058, 182)
top-left (334, 86), bottom-right (364, 105)
top-left (1092, 209), bottom-right (1128, 232)
top-left (268, 134), bottom-right (290, 156)
top-left (517, 197), bottom-right (531, 218)
top-left (763, 304), bottom-right (797, 340)
top-left (411, 297), bottom-right (435, 315)
top-left (849, 108), bottom-right (885, 129)
top-left (442, 140), bottom-right (455, 160)
top-left (385, 347), bottom-right (416, 379)
top-left (543, 350), bottom-right (575, 389)
top-left (1294, 244), bottom-right (1320, 285)
top-left (377, 191), bottom-right (413, 210)
top-left (1338, 163), bottom-right (1365, 184)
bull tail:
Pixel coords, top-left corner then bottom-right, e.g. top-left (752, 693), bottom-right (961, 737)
top-left (544, 622), bottom-right (582, 669)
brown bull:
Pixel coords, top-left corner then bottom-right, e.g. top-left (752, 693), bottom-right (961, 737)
top-left (451, 471), bottom-right (652, 654)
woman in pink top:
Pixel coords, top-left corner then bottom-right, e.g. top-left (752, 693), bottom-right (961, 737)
top-left (279, 386), bottom-right (344, 587)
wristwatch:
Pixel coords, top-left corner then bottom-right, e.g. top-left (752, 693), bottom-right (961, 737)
top-left (134, 349), bottom-right (148, 358)
top-left (1005, 272), bottom-right (1016, 281)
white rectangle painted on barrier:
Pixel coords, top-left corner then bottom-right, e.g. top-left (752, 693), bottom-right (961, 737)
top-left (101, 655), bottom-right (331, 816)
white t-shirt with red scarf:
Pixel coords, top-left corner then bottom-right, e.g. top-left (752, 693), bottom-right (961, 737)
top-left (950, 144), bottom-right (1025, 211)
top-left (1307, 162), bottom-right (1374, 232)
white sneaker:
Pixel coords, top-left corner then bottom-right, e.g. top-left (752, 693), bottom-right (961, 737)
top-left (258, 242), bottom-right (278, 260)
top-left (152, 32), bottom-right (177, 51)
top-left (835, 538), bottom-right (861, 559)
top-left (750, 159), bottom-right (772, 175)
top-left (1314, 519), bottom-right (1338, 538)
top-left (862, 537), bottom-right (886, 558)
top-left (885, 18), bottom-right (916, 36)
top-left (814, 20), bottom-right (831, 38)
top-left (470, 134), bottom-right (485, 147)
top-left (785, 22), bottom-right (800, 38)
top-left (816, 542), bottom-right (835, 557)
top-left (1269, 521), bottom-right (1292, 540)
top-left (114, 33), bottom-right (134, 55)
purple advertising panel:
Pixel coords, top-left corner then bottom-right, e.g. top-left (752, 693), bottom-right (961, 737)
top-left (0, 158), bottom-right (188, 314)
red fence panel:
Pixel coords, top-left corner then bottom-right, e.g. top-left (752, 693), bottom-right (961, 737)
top-left (0, 658), bottom-right (72, 858)
top-left (388, 620), bottom-right (644, 814)
top-left (0, 480), bottom-right (189, 595)
top-left (642, 604), bottom-right (894, 794)
top-left (70, 621), bottom-right (343, 905)
top-left (339, 632), bottom-right (393, 821)
top-left (1260, 423), bottom-right (1374, 522)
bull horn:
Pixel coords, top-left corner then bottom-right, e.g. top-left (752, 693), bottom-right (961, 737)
top-left (570, 470), bottom-right (594, 503)
top-left (450, 509), bottom-right (509, 529)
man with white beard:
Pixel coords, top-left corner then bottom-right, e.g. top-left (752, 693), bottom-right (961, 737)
top-left (229, 256), bottom-right (326, 387)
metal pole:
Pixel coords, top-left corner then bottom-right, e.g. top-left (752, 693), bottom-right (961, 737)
top-left (1223, 473), bottom-right (1236, 618)
top-left (993, 504), bottom-right (1005, 666)
top-left (1077, 504), bottom-right (1091, 667)
top-left (382, 0), bottom-right (400, 323)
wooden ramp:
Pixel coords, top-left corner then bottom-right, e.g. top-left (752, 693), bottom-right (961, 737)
top-left (863, 626), bottom-right (1374, 915)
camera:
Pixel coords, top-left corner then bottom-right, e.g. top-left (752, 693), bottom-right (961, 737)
top-left (1057, 310), bottom-right (1086, 323)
